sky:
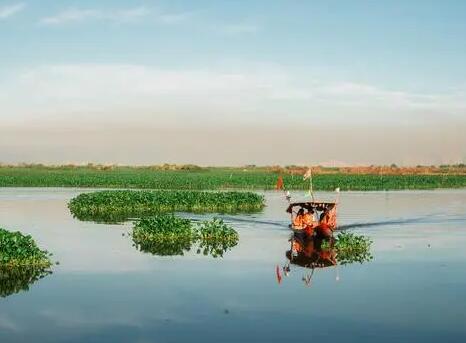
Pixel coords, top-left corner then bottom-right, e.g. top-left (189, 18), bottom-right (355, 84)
top-left (0, 0), bottom-right (465, 165)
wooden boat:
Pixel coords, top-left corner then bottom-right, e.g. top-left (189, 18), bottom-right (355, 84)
top-left (286, 201), bottom-right (337, 238)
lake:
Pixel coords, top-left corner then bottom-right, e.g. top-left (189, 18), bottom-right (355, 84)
top-left (0, 188), bottom-right (465, 342)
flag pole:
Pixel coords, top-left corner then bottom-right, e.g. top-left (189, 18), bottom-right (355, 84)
top-left (304, 167), bottom-right (315, 201)
top-left (309, 168), bottom-right (315, 201)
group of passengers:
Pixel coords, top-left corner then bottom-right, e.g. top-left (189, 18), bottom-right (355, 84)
top-left (292, 206), bottom-right (334, 238)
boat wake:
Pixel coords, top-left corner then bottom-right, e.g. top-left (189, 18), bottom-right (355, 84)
top-left (191, 213), bottom-right (465, 231)
top-left (208, 215), bottom-right (287, 228)
top-left (336, 217), bottom-right (424, 230)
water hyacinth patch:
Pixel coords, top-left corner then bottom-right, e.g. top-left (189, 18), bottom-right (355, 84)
top-left (0, 228), bottom-right (53, 268)
top-left (323, 232), bottom-right (373, 265)
top-left (0, 228), bottom-right (53, 297)
top-left (132, 214), bottom-right (239, 258)
top-left (196, 218), bottom-right (239, 258)
top-left (69, 190), bottom-right (265, 223)
top-left (132, 215), bottom-right (195, 256)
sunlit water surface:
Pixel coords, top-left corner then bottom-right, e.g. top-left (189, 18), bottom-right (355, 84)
top-left (0, 188), bottom-right (465, 342)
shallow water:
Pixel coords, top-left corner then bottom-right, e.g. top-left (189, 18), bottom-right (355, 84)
top-left (0, 188), bottom-right (465, 342)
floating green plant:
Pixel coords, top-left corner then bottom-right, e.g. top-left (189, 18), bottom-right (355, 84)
top-left (0, 228), bottom-right (53, 268)
top-left (196, 218), bottom-right (239, 258)
top-left (132, 214), bottom-right (239, 258)
top-left (69, 190), bottom-right (265, 222)
top-left (323, 232), bottom-right (373, 265)
top-left (0, 228), bottom-right (53, 297)
top-left (132, 215), bottom-right (195, 256)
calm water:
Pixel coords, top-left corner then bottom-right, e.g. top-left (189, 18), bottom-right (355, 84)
top-left (0, 188), bottom-right (466, 342)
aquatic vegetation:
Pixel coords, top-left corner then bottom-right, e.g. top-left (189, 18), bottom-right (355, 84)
top-left (284, 233), bottom-right (373, 288)
top-left (132, 214), bottom-right (238, 257)
top-left (0, 228), bottom-right (53, 297)
top-left (0, 267), bottom-right (52, 298)
top-left (0, 228), bottom-right (53, 267)
top-left (132, 215), bottom-right (195, 256)
top-left (69, 190), bottom-right (265, 222)
top-left (196, 218), bottom-right (239, 258)
top-left (324, 232), bottom-right (373, 265)
top-left (1, 165), bottom-right (465, 190)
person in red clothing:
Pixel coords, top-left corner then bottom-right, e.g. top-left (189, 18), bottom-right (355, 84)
top-left (316, 209), bottom-right (333, 238)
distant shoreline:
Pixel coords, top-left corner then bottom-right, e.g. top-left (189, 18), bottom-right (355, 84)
top-left (0, 165), bottom-right (465, 191)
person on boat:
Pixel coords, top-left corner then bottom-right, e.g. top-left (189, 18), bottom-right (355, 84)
top-left (302, 209), bottom-right (316, 235)
top-left (302, 209), bottom-right (314, 225)
top-left (316, 210), bottom-right (333, 238)
top-left (292, 208), bottom-right (305, 230)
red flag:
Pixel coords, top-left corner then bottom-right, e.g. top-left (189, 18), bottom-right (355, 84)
top-left (276, 175), bottom-right (284, 190)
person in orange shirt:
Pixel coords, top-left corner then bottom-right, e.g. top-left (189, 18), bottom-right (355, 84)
top-left (292, 208), bottom-right (305, 229)
top-left (302, 209), bottom-right (315, 236)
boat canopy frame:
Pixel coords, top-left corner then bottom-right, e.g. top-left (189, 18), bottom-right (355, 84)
top-left (286, 201), bottom-right (336, 214)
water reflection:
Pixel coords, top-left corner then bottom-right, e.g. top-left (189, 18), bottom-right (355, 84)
top-left (0, 267), bottom-right (52, 298)
top-left (71, 209), bottom-right (263, 225)
top-left (133, 235), bottom-right (238, 258)
top-left (277, 233), bottom-right (372, 286)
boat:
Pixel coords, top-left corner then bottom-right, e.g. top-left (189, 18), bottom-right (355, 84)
top-left (286, 201), bottom-right (337, 238)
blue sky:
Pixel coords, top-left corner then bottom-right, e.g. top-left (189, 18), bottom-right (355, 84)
top-left (0, 1), bottom-right (465, 164)
top-left (1, 0), bottom-right (465, 88)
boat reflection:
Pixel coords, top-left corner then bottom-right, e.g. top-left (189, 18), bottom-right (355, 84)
top-left (0, 267), bottom-right (52, 298)
top-left (276, 233), bottom-right (372, 287)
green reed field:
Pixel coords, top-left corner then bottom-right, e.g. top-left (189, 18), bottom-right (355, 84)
top-left (0, 165), bottom-right (465, 190)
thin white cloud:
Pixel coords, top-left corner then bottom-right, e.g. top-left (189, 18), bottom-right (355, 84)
top-left (40, 6), bottom-right (150, 25)
top-left (156, 10), bottom-right (196, 24)
top-left (0, 3), bottom-right (25, 19)
top-left (39, 6), bottom-right (194, 26)
top-left (222, 24), bottom-right (260, 35)
top-left (40, 8), bottom-right (98, 25)
top-left (1, 63), bottom-right (465, 128)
